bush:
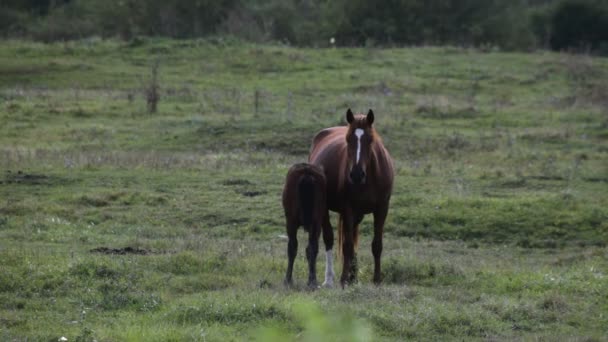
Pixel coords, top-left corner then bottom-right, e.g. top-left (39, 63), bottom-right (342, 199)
top-left (325, 0), bottom-right (536, 48)
top-left (26, 1), bottom-right (100, 41)
top-left (0, 8), bottom-right (30, 35)
top-left (549, 0), bottom-right (608, 54)
top-left (2, 0), bottom-right (578, 51)
top-left (20, 0), bottom-right (238, 40)
top-left (220, 0), bottom-right (331, 45)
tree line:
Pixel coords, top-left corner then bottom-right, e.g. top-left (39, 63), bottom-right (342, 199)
top-left (1, 0), bottom-right (607, 54)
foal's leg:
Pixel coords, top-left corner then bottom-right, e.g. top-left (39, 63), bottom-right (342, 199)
top-left (284, 221), bottom-right (298, 287)
top-left (372, 204), bottom-right (389, 284)
top-left (306, 223), bottom-right (320, 288)
top-left (321, 211), bottom-right (335, 287)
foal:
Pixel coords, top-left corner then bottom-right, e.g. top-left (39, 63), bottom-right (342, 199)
top-left (282, 163), bottom-right (327, 288)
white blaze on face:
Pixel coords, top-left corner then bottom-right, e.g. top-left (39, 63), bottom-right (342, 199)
top-left (354, 128), bottom-right (365, 163)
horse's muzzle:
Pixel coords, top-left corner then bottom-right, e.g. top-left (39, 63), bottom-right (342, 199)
top-left (350, 167), bottom-right (366, 185)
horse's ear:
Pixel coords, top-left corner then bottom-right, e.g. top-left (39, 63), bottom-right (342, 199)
top-left (367, 109), bottom-right (375, 125)
top-left (346, 108), bottom-right (354, 124)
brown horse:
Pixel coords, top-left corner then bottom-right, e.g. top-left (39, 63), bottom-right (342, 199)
top-left (282, 163), bottom-right (327, 288)
top-left (309, 109), bottom-right (394, 287)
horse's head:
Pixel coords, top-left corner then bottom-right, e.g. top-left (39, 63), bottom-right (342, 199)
top-left (345, 108), bottom-right (376, 185)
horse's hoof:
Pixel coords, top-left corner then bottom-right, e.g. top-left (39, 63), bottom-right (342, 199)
top-left (322, 279), bottom-right (334, 288)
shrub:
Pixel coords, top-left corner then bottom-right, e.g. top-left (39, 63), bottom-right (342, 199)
top-left (0, 8), bottom-right (30, 35)
top-left (26, 2), bottom-right (99, 41)
top-left (327, 0), bottom-right (536, 49)
top-left (549, 0), bottom-right (608, 54)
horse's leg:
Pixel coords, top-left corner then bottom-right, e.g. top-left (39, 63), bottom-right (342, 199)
top-left (340, 208), bottom-right (355, 288)
top-left (306, 222), bottom-right (320, 288)
top-left (321, 211), bottom-right (335, 287)
top-left (372, 203), bottom-right (389, 284)
top-left (349, 213), bottom-right (364, 284)
top-left (284, 220), bottom-right (298, 287)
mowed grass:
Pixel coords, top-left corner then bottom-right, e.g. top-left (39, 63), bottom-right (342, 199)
top-left (1, 38), bottom-right (607, 341)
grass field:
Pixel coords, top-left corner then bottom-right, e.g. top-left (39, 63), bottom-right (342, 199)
top-left (1, 38), bottom-right (607, 341)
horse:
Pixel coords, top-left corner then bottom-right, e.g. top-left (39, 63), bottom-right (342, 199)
top-left (309, 109), bottom-right (394, 287)
top-left (282, 163), bottom-right (327, 288)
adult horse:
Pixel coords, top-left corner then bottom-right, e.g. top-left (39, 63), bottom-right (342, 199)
top-left (309, 109), bottom-right (394, 287)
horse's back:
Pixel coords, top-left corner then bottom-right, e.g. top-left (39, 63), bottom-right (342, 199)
top-left (282, 163), bottom-right (325, 205)
top-left (309, 127), bottom-right (348, 169)
top-left (310, 127), bottom-right (346, 150)
top-left (309, 127), bottom-right (347, 202)
top-left (282, 163), bottom-right (326, 227)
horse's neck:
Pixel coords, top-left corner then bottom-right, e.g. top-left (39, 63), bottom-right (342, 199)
top-left (369, 143), bottom-right (393, 180)
top-left (336, 144), bottom-right (348, 192)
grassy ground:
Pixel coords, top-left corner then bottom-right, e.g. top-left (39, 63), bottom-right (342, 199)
top-left (1, 38), bottom-right (607, 341)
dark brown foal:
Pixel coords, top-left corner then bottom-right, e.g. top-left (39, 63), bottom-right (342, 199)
top-left (282, 163), bottom-right (327, 288)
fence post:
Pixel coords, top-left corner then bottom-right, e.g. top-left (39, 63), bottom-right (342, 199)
top-left (286, 91), bottom-right (293, 122)
top-left (254, 89), bottom-right (260, 117)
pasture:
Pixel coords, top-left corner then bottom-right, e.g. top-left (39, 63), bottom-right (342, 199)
top-left (1, 38), bottom-right (607, 341)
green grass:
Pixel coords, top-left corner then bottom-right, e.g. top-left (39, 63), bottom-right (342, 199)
top-left (1, 37), bottom-right (607, 340)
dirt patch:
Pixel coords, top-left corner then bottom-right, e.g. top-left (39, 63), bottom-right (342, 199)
top-left (222, 179), bottom-right (252, 186)
top-left (584, 177), bottom-right (608, 183)
top-left (90, 246), bottom-right (151, 255)
top-left (240, 190), bottom-right (266, 197)
top-left (2, 170), bottom-right (52, 185)
top-left (222, 179), bottom-right (266, 197)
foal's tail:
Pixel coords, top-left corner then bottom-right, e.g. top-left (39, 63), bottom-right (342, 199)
top-left (298, 174), bottom-right (316, 231)
top-left (337, 214), bottom-right (359, 260)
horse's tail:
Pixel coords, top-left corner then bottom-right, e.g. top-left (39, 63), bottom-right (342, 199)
top-left (298, 173), bottom-right (315, 231)
top-left (337, 214), bottom-right (359, 260)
